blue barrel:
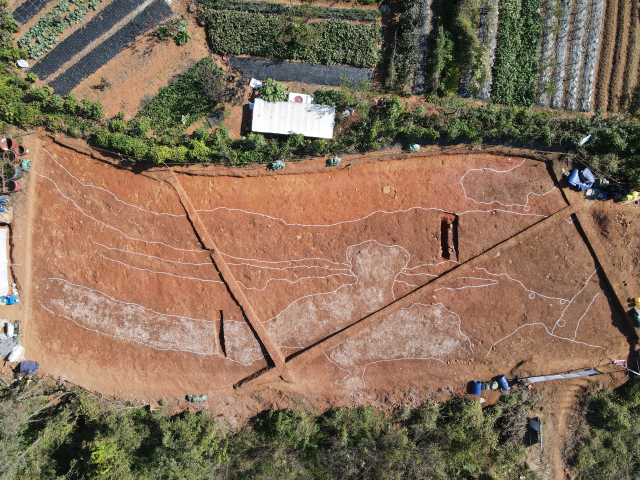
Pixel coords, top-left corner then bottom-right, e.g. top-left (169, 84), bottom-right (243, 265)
top-left (497, 375), bottom-right (510, 391)
top-left (470, 381), bottom-right (482, 395)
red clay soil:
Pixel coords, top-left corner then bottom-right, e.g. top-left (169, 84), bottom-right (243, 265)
top-left (587, 200), bottom-right (640, 317)
top-left (594, 0), bottom-right (619, 111)
top-left (13, 139), bottom-right (633, 415)
top-left (607, 0), bottom-right (632, 112)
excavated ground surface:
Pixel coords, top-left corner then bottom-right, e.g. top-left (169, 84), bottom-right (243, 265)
top-left (13, 138), bottom-right (634, 414)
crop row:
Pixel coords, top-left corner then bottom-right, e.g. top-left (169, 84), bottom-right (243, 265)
top-left (412, 0), bottom-right (431, 94)
top-left (385, 0), bottom-right (424, 91)
top-left (578, 0), bottom-right (605, 111)
top-left (49, 0), bottom-right (172, 96)
top-left (473, 0), bottom-right (498, 100)
top-left (18, 0), bottom-right (101, 60)
top-left (199, 0), bottom-right (380, 22)
top-left (202, 10), bottom-right (381, 68)
top-left (536, 0), bottom-right (557, 107)
top-left (492, 0), bottom-right (542, 106)
top-left (565, 0), bottom-right (589, 110)
top-left (549, 0), bottom-right (571, 109)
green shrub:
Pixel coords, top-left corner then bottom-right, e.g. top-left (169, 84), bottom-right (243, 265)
top-left (571, 379), bottom-right (640, 480)
top-left (137, 57), bottom-right (222, 135)
top-left (385, 0), bottom-right (424, 91)
top-left (29, 85), bottom-right (53, 102)
top-left (259, 79), bottom-right (288, 102)
top-left (109, 119), bottom-right (127, 133)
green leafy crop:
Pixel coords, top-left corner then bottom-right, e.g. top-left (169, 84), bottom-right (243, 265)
top-left (202, 10), bottom-right (381, 68)
top-left (18, 0), bottom-right (103, 60)
top-left (491, 0), bottom-right (542, 106)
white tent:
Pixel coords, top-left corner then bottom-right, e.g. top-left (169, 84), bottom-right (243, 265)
top-left (251, 98), bottom-right (335, 139)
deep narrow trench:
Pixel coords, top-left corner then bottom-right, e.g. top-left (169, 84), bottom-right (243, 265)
top-left (440, 213), bottom-right (459, 260)
top-left (219, 310), bottom-right (226, 357)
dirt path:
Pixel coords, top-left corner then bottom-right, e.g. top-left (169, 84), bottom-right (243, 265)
top-left (594, 0), bottom-right (618, 110)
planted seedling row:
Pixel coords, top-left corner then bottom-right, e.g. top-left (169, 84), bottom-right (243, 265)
top-left (564, 0), bottom-right (589, 110)
top-left (30, 0), bottom-right (147, 80)
top-left (49, 0), bottom-right (172, 96)
top-left (578, 0), bottom-right (604, 111)
top-left (474, 0), bottom-right (499, 100)
top-left (11, 0), bottom-right (53, 25)
top-left (537, 0), bottom-right (557, 107)
top-left (550, 0), bottom-right (572, 109)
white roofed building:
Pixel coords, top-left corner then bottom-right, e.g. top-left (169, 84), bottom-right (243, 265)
top-left (251, 98), bottom-right (335, 139)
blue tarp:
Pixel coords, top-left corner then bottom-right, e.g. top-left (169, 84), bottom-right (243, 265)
top-left (19, 360), bottom-right (39, 375)
top-left (568, 168), bottom-right (595, 191)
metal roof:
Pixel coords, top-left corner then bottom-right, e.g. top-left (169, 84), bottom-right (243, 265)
top-left (251, 98), bottom-right (335, 139)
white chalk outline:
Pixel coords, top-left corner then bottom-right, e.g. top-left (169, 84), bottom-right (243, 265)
top-left (45, 277), bottom-right (217, 322)
top-left (474, 267), bottom-right (570, 303)
top-left (486, 268), bottom-right (602, 357)
top-left (324, 353), bottom-right (352, 383)
top-left (460, 159), bottom-right (558, 212)
top-left (36, 172), bottom-right (203, 252)
top-left (92, 242), bottom-right (212, 266)
top-left (37, 300), bottom-right (265, 366)
top-left (329, 302), bottom-right (472, 387)
top-left (42, 146), bottom-right (186, 217)
top-left (97, 253), bottom-right (225, 283)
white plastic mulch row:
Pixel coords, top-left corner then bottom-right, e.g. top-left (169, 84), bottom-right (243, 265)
top-left (537, 0), bottom-right (558, 107)
top-left (475, 0), bottom-right (499, 100)
top-left (577, 0), bottom-right (605, 111)
top-left (550, 0), bottom-right (572, 109)
top-left (565, 0), bottom-right (589, 110)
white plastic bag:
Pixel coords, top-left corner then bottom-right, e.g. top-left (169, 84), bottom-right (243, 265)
top-left (7, 345), bottom-right (24, 362)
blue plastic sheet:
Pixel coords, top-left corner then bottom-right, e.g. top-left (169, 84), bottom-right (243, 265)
top-left (567, 168), bottom-right (594, 191)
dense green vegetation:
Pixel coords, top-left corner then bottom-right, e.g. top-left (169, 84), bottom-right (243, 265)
top-left (201, 10), bottom-right (381, 68)
top-left (427, 0), bottom-right (479, 95)
top-left (258, 79), bottom-right (289, 102)
top-left (491, 0), bottom-right (542, 106)
top-left (0, 374), bottom-right (537, 479)
top-left (18, 0), bottom-right (102, 60)
top-left (385, 0), bottom-right (423, 92)
top-left (570, 377), bottom-right (640, 479)
top-left (199, 0), bottom-right (381, 22)
top-left (136, 57), bottom-right (222, 134)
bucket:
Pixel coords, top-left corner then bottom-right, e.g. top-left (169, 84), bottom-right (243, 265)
top-left (2, 149), bottom-right (18, 163)
top-left (469, 381), bottom-right (482, 396)
top-left (630, 307), bottom-right (640, 328)
top-left (497, 375), bottom-right (510, 391)
top-left (3, 164), bottom-right (23, 180)
top-left (0, 137), bottom-right (17, 152)
top-left (15, 145), bottom-right (28, 156)
top-left (7, 180), bottom-right (22, 192)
